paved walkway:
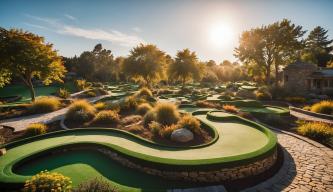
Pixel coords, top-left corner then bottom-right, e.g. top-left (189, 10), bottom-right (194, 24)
top-left (242, 128), bottom-right (333, 192)
top-left (0, 95), bottom-right (110, 132)
top-left (289, 107), bottom-right (333, 124)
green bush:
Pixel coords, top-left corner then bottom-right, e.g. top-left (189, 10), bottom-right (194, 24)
top-left (23, 170), bottom-right (72, 192)
top-left (155, 102), bottom-right (180, 126)
top-left (28, 97), bottom-right (61, 114)
top-left (143, 109), bottom-right (156, 127)
top-left (73, 177), bottom-right (117, 192)
top-left (176, 115), bottom-right (201, 134)
top-left (310, 100), bottom-right (333, 115)
top-left (65, 100), bottom-right (96, 123)
top-left (136, 103), bottom-right (153, 116)
top-left (25, 123), bottom-right (47, 137)
top-left (91, 110), bottom-right (120, 125)
top-left (297, 122), bottom-right (333, 141)
top-left (57, 88), bottom-right (70, 99)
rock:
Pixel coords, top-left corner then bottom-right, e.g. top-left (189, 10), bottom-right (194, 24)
top-left (171, 128), bottom-right (194, 143)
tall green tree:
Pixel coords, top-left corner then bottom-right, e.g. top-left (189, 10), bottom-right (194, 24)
top-left (302, 26), bottom-right (333, 67)
top-left (168, 49), bottom-right (200, 86)
top-left (0, 28), bottom-right (66, 101)
top-left (122, 44), bottom-right (167, 85)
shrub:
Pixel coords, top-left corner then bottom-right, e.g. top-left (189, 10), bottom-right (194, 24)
top-left (75, 79), bottom-right (89, 91)
top-left (120, 96), bottom-right (138, 111)
top-left (195, 100), bottom-right (219, 108)
top-left (91, 110), bottom-right (120, 125)
top-left (222, 105), bottom-right (239, 113)
top-left (23, 171), bottom-right (72, 192)
top-left (92, 82), bottom-right (104, 88)
top-left (94, 102), bottom-right (106, 111)
top-left (143, 110), bottom-right (157, 127)
top-left (86, 91), bottom-right (96, 97)
top-left (176, 115), bottom-right (201, 134)
top-left (137, 87), bottom-right (153, 98)
top-left (136, 103), bottom-right (153, 116)
top-left (297, 122), bottom-right (333, 141)
top-left (310, 100), bottom-right (333, 115)
top-left (56, 88), bottom-right (70, 99)
top-left (148, 121), bottom-right (162, 136)
top-left (127, 124), bottom-right (144, 134)
top-left (285, 96), bottom-right (306, 103)
top-left (155, 102), bottom-right (180, 125)
top-left (25, 123), bottom-right (47, 137)
top-left (65, 100), bottom-right (96, 123)
top-left (73, 177), bottom-right (117, 192)
top-left (28, 97), bottom-right (61, 114)
top-left (255, 91), bottom-right (272, 100)
top-left (105, 102), bottom-right (120, 113)
top-left (160, 124), bottom-right (178, 138)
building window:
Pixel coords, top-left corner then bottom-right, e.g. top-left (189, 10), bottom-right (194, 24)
top-left (285, 75), bottom-right (288, 82)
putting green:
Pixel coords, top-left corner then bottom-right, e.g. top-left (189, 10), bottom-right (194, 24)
top-left (0, 111), bottom-right (276, 191)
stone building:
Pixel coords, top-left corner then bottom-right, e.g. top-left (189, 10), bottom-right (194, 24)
top-left (282, 61), bottom-right (333, 94)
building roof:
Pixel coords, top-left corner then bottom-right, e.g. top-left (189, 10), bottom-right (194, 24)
top-left (310, 68), bottom-right (333, 78)
top-left (284, 61), bottom-right (317, 70)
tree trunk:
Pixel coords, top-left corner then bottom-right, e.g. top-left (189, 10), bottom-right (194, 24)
top-left (265, 66), bottom-right (271, 85)
top-left (182, 77), bottom-right (185, 88)
top-left (274, 64), bottom-right (279, 87)
top-left (28, 78), bottom-right (36, 102)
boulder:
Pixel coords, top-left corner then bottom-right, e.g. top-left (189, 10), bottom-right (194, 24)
top-left (171, 128), bottom-right (194, 143)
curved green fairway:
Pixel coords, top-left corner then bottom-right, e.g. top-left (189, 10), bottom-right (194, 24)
top-left (0, 111), bottom-right (276, 190)
top-left (15, 150), bottom-right (191, 191)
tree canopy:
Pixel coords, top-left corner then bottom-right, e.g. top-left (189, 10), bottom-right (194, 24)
top-left (0, 28), bottom-right (66, 101)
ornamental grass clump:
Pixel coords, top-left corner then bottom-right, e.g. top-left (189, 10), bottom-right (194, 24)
top-left (94, 102), bottom-right (106, 111)
top-left (222, 105), bottom-right (239, 114)
top-left (155, 102), bottom-right (180, 126)
top-left (176, 114), bottom-right (201, 135)
top-left (255, 91), bottom-right (272, 100)
top-left (56, 88), bottom-right (70, 99)
top-left (297, 122), bottom-right (333, 142)
top-left (148, 121), bottom-right (162, 136)
top-left (159, 124), bottom-right (178, 138)
top-left (91, 110), bottom-right (120, 125)
top-left (73, 177), bottom-right (118, 192)
top-left (25, 123), bottom-right (47, 137)
top-left (136, 103), bottom-right (153, 116)
top-left (23, 170), bottom-right (72, 192)
top-left (65, 100), bottom-right (96, 123)
top-left (28, 97), bottom-right (61, 114)
top-left (136, 87), bottom-right (153, 98)
top-left (310, 100), bottom-right (333, 115)
top-left (143, 110), bottom-right (157, 127)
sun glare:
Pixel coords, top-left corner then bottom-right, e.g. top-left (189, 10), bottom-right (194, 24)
top-left (209, 23), bottom-right (234, 49)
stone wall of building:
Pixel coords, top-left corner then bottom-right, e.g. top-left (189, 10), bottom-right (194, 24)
top-left (96, 147), bottom-right (277, 183)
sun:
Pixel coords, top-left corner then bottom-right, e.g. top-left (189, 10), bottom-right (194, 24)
top-left (209, 23), bottom-right (234, 49)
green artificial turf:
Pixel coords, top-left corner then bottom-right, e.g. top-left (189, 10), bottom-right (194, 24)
top-left (240, 106), bottom-right (289, 115)
top-left (0, 111), bottom-right (276, 190)
top-left (0, 82), bottom-right (76, 106)
top-left (15, 150), bottom-right (192, 191)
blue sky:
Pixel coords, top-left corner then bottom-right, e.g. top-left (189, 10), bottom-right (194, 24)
top-left (1, 0), bottom-right (333, 63)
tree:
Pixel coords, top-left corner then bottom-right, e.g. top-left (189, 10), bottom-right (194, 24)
top-left (302, 26), bottom-right (333, 67)
top-left (122, 44), bottom-right (167, 85)
top-left (235, 19), bottom-right (305, 85)
top-left (206, 60), bottom-right (216, 67)
top-left (168, 49), bottom-right (200, 86)
top-left (0, 28), bottom-right (66, 101)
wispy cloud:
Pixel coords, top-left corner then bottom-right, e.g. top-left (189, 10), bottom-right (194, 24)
top-left (25, 14), bottom-right (145, 47)
top-left (64, 14), bottom-right (77, 21)
top-left (132, 27), bottom-right (142, 33)
top-left (23, 22), bottom-right (47, 29)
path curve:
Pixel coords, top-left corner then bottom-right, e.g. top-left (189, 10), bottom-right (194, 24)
top-left (242, 128), bottom-right (333, 192)
top-left (0, 95), bottom-right (110, 132)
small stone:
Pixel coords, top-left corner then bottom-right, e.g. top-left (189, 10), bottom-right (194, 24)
top-left (170, 128), bottom-right (194, 143)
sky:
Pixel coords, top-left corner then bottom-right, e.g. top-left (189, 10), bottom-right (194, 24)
top-left (1, 0), bottom-right (333, 63)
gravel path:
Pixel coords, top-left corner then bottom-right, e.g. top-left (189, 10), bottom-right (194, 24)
top-left (0, 95), bottom-right (110, 132)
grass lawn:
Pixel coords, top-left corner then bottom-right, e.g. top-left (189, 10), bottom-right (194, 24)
top-left (0, 82), bottom-right (75, 106)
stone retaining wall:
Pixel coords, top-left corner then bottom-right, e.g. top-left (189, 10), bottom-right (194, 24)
top-left (96, 147), bottom-right (277, 183)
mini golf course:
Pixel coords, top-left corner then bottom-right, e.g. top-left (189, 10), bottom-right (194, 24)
top-left (0, 110), bottom-right (277, 191)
